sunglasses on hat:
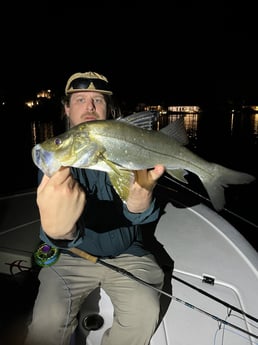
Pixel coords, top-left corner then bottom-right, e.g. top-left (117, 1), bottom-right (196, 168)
top-left (66, 77), bottom-right (112, 95)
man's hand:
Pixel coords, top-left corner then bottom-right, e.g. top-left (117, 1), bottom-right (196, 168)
top-left (126, 165), bottom-right (165, 213)
top-left (36, 167), bottom-right (86, 240)
top-left (134, 165), bottom-right (165, 191)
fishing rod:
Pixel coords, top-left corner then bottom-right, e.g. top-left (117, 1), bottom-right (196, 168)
top-left (34, 237), bottom-right (258, 339)
top-left (59, 247), bottom-right (257, 340)
top-left (172, 274), bottom-right (258, 323)
top-left (33, 242), bottom-right (258, 328)
top-left (159, 174), bottom-right (258, 229)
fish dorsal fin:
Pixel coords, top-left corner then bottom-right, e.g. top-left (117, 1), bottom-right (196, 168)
top-left (160, 116), bottom-right (189, 145)
top-left (117, 111), bottom-right (158, 130)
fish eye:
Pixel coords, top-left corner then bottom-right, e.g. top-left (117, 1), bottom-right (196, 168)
top-left (54, 137), bottom-right (62, 145)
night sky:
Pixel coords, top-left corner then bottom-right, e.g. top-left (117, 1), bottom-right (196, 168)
top-left (1, 3), bottom-right (258, 106)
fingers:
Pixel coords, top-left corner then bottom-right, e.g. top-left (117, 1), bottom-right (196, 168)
top-left (40, 167), bottom-right (70, 186)
top-left (37, 174), bottom-right (50, 192)
top-left (134, 165), bottom-right (165, 191)
top-left (51, 167), bottom-right (71, 185)
top-left (149, 165), bottom-right (166, 181)
top-left (37, 167), bottom-right (76, 197)
top-left (36, 167), bottom-right (85, 238)
top-left (127, 165), bottom-right (165, 213)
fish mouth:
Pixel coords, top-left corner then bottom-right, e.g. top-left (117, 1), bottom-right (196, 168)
top-left (32, 145), bottom-right (61, 176)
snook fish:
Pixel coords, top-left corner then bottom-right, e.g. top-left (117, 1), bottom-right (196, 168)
top-left (32, 111), bottom-right (255, 211)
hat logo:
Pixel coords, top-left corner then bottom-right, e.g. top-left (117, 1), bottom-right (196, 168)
top-left (88, 81), bottom-right (96, 90)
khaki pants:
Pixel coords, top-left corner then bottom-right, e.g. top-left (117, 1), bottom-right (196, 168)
top-left (25, 253), bottom-right (164, 345)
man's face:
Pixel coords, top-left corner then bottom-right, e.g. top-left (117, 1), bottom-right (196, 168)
top-left (65, 91), bottom-right (107, 127)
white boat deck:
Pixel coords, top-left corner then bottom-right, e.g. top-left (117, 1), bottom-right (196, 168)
top-left (151, 202), bottom-right (258, 345)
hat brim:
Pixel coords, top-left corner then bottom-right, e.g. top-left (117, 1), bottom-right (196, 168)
top-left (66, 88), bottom-right (113, 96)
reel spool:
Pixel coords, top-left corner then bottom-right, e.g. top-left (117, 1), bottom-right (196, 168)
top-left (34, 243), bottom-right (60, 267)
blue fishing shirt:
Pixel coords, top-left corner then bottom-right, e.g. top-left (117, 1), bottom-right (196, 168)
top-left (39, 168), bottom-right (161, 257)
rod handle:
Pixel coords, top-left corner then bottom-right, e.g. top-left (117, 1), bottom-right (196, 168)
top-left (69, 247), bottom-right (98, 263)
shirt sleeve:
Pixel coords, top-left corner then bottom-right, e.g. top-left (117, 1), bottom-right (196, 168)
top-left (122, 197), bottom-right (161, 225)
top-left (39, 223), bottom-right (84, 249)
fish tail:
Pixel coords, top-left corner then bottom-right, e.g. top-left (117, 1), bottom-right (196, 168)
top-left (200, 163), bottom-right (255, 211)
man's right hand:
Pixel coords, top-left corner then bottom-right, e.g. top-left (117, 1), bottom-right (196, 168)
top-left (36, 167), bottom-right (86, 240)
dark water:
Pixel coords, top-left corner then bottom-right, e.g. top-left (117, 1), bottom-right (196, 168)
top-left (1, 106), bottom-right (257, 250)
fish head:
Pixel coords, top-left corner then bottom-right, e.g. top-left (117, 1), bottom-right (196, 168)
top-left (32, 144), bottom-right (62, 176)
top-left (31, 123), bottom-right (104, 176)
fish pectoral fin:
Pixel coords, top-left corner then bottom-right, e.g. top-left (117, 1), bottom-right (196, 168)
top-left (167, 169), bottom-right (189, 184)
top-left (99, 154), bottom-right (123, 175)
top-left (108, 168), bottom-right (135, 202)
top-left (98, 154), bottom-right (134, 202)
top-left (82, 150), bottom-right (133, 201)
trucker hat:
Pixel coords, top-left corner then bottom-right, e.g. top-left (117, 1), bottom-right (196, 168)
top-left (65, 71), bottom-right (113, 95)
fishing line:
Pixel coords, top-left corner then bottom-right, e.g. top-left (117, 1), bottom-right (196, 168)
top-left (159, 174), bottom-right (258, 229)
top-left (67, 247), bottom-right (258, 340)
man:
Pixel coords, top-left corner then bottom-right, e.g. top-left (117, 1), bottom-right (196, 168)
top-left (25, 71), bottom-right (165, 345)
